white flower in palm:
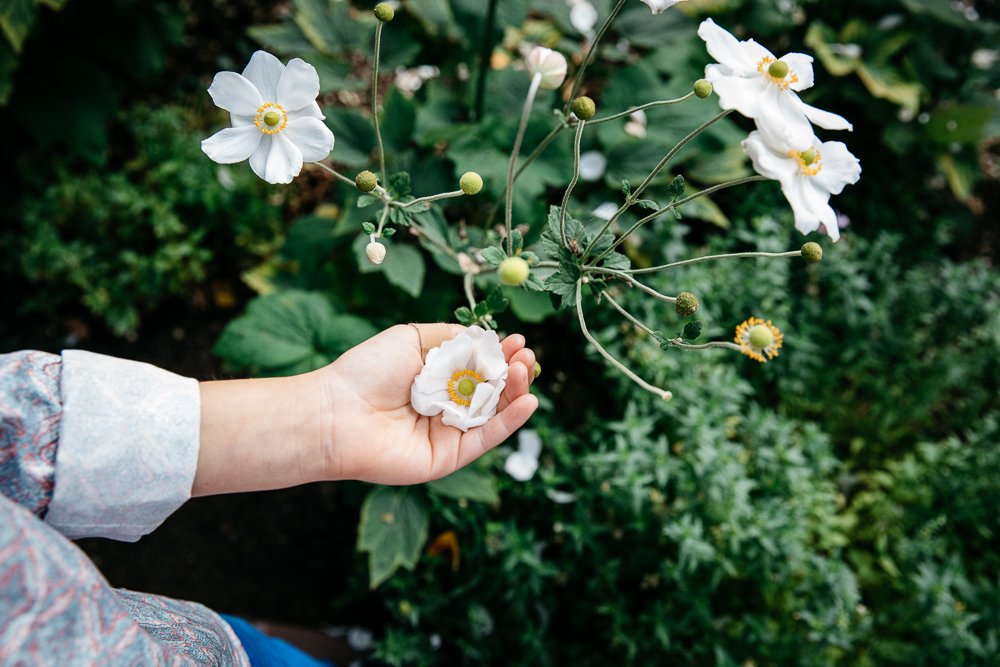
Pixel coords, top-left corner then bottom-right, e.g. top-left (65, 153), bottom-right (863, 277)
top-left (698, 18), bottom-right (852, 151)
top-left (743, 130), bottom-right (861, 241)
top-left (410, 326), bottom-right (509, 432)
top-left (525, 46), bottom-right (568, 90)
top-left (201, 51), bottom-right (335, 185)
top-left (640, 0), bottom-right (686, 14)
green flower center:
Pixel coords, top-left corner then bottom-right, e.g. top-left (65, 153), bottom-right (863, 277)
top-left (749, 324), bottom-right (775, 349)
top-left (457, 378), bottom-right (477, 398)
top-left (800, 148), bottom-right (818, 166)
top-left (767, 60), bottom-right (789, 79)
top-left (263, 111), bottom-right (281, 127)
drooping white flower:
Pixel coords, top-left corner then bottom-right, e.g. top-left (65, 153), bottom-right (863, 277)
top-left (640, 0), bottom-right (686, 14)
top-left (579, 151), bottom-right (607, 182)
top-left (525, 46), bottom-right (568, 90)
top-left (202, 51), bottom-right (335, 185)
top-left (504, 429), bottom-right (541, 482)
top-left (410, 326), bottom-right (509, 432)
top-left (742, 130), bottom-right (861, 241)
top-left (698, 18), bottom-right (852, 151)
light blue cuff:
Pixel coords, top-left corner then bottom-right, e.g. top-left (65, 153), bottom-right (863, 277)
top-left (44, 351), bottom-right (201, 542)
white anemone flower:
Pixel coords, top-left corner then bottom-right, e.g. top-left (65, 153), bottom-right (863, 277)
top-left (698, 18), bottom-right (852, 151)
top-left (579, 151), bottom-right (607, 182)
top-left (505, 429), bottom-right (542, 482)
top-left (743, 130), bottom-right (861, 241)
top-left (640, 0), bottom-right (686, 14)
top-left (525, 46), bottom-right (568, 90)
top-left (202, 51), bottom-right (335, 185)
top-left (410, 326), bottom-right (509, 432)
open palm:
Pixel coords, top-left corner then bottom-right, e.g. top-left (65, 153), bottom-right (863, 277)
top-left (318, 324), bottom-right (538, 485)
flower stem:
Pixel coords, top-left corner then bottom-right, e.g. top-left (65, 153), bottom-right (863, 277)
top-left (560, 119), bottom-right (587, 245)
top-left (581, 109), bottom-right (733, 260)
top-left (564, 0), bottom-right (627, 114)
top-left (409, 221), bottom-right (460, 259)
top-left (372, 22), bottom-right (387, 184)
top-left (627, 248), bottom-right (802, 275)
top-left (586, 93), bottom-right (696, 125)
top-left (505, 72), bottom-right (543, 255)
top-left (603, 289), bottom-right (740, 353)
top-left (575, 281), bottom-right (672, 400)
top-left (486, 120), bottom-right (567, 227)
top-left (591, 175), bottom-right (768, 264)
top-left (584, 266), bottom-right (676, 303)
top-left (374, 204), bottom-right (391, 236)
top-left (392, 190), bottom-right (465, 209)
top-left (600, 289), bottom-right (656, 336)
top-left (463, 272), bottom-right (476, 309)
top-left (313, 162), bottom-right (359, 188)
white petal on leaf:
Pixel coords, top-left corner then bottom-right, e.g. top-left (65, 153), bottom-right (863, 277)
top-left (201, 125), bottom-right (262, 164)
top-left (276, 58), bottom-right (321, 111)
top-left (208, 72), bottom-right (263, 116)
top-left (242, 51), bottom-right (285, 102)
top-left (284, 117), bottom-right (335, 162)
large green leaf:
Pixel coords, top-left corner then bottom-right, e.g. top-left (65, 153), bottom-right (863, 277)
top-left (357, 486), bottom-right (430, 589)
top-left (355, 235), bottom-right (426, 298)
top-left (0, 0), bottom-right (36, 53)
top-left (428, 467), bottom-right (499, 503)
top-left (213, 290), bottom-right (377, 376)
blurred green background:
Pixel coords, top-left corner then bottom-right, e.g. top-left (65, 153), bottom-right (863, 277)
top-left (1, 0), bottom-right (998, 665)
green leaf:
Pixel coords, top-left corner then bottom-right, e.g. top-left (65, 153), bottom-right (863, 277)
top-left (510, 229), bottom-right (524, 253)
top-left (248, 23), bottom-right (315, 54)
top-left (382, 244), bottom-right (426, 297)
top-left (481, 245), bottom-right (506, 265)
top-left (0, 0), bottom-right (36, 53)
top-left (544, 269), bottom-right (579, 310)
top-left (664, 174), bottom-right (686, 200)
top-left (404, 0), bottom-right (461, 41)
top-left (454, 306), bottom-right (475, 324)
top-left (362, 221), bottom-right (376, 234)
top-left (214, 290), bottom-right (377, 376)
top-left (357, 486), bottom-right (430, 589)
top-left (485, 287), bottom-right (509, 313)
top-left (682, 321), bottom-right (703, 341)
top-left (540, 205), bottom-right (584, 261)
top-left (428, 467), bottom-right (498, 503)
top-left (602, 251), bottom-right (631, 271)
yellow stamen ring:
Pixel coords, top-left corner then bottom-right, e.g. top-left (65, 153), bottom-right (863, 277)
top-left (735, 317), bottom-right (784, 363)
top-left (756, 56), bottom-right (799, 91)
top-left (253, 103), bottom-right (289, 135)
top-left (447, 369), bottom-right (485, 407)
top-left (787, 147), bottom-right (823, 176)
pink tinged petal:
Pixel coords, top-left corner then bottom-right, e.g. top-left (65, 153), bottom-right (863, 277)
top-left (242, 51), bottom-right (285, 102)
top-left (276, 58), bottom-right (321, 111)
top-left (201, 125), bottom-right (262, 164)
top-left (780, 52), bottom-right (815, 91)
top-left (249, 136), bottom-right (271, 181)
top-left (697, 19), bottom-right (771, 74)
top-left (289, 101), bottom-right (324, 121)
top-left (208, 72), bottom-right (263, 116)
top-left (797, 99), bottom-right (853, 131)
top-left (263, 132), bottom-right (304, 184)
top-left (709, 73), bottom-right (770, 119)
top-left (813, 141), bottom-right (862, 195)
top-left (284, 117), bottom-right (335, 162)
top-left (742, 131), bottom-right (799, 186)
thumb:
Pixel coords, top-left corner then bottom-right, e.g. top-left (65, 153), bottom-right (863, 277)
top-left (409, 322), bottom-right (468, 361)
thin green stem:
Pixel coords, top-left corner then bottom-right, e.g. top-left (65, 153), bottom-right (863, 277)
top-left (669, 340), bottom-right (742, 351)
top-left (463, 272), bottom-right (476, 308)
top-left (410, 221), bottom-right (460, 259)
top-left (592, 175), bottom-right (768, 264)
top-left (564, 0), bottom-right (627, 113)
top-left (601, 290), bottom-right (656, 336)
top-left (505, 72), bottom-right (543, 255)
top-left (486, 121), bottom-right (567, 227)
top-left (581, 109), bottom-right (733, 260)
top-left (628, 249), bottom-right (801, 275)
top-left (584, 267), bottom-right (676, 303)
top-left (560, 119), bottom-right (587, 245)
top-left (586, 93), bottom-right (696, 125)
top-left (392, 190), bottom-right (465, 209)
top-left (374, 204), bottom-right (391, 236)
top-left (575, 281), bottom-right (672, 400)
top-left (313, 162), bottom-right (358, 188)
top-left (372, 22), bottom-right (387, 184)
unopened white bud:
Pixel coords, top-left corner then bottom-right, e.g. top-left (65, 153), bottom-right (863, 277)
top-left (366, 241), bottom-right (386, 265)
top-left (525, 46), bottom-right (568, 90)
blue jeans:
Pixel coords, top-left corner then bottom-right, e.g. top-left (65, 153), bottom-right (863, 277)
top-left (221, 615), bottom-right (335, 667)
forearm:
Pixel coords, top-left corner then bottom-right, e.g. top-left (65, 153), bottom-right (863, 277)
top-left (194, 373), bottom-right (328, 497)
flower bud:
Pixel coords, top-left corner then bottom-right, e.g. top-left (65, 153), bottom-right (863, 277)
top-left (801, 241), bottom-right (823, 263)
top-left (533, 361), bottom-right (541, 379)
top-left (498, 256), bottom-right (530, 286)
top-left (356, 170), bottom-right (378, 192)
top-left (525, 46), bottom-right (568, 90)
top-left (459, 171), bottom-right (483, 195)
top-left (693, 79), bottom-right (713, 98)
top-left (374, 2), bottom-right (394, 22)
top-left (674, 291), bottom-right (699, 317)
top-left (366, 241), bottom-right (386, 265)
top-left (571, 96), bottom-right (596, 120)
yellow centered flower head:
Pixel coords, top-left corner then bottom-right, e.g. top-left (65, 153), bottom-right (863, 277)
top-left (253, 102), bottom-right (289, 135)
top-left (757, 56), bottom-right (798, 90)
top-left (788, 147), bottom-right (823, 176)
top-left (735, 317), bottom-right (783, 363)
top-left (447, 369), bottom-right (485, 407)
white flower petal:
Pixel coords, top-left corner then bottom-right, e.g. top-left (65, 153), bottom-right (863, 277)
top-left (780, 52), bottom-right (815, 91)
top-left (423, 336), bottom-right (474, 379)
top-left (284, 117), bottom-right (335, 162)
top-left (812, 141), bottom-right (861, 195)
top-left (798, 99), bottom-right (853, 132)
top-left (276, 58), bottom-right (321, 111)
top-left (201, 125), bottom-right (262, 164)
top-left (639, 0), bottom-right (682, 14)
top-left (570, 2), bottom-right (599, 34)
top-left (290, 101), bottom-right (324, 121)
top-left (579, 151), bottom-right (607, 182)
top-left (504, 451), bottom-right (538, 482)
top-left (743, 131), bottom-right (797, 184)
top-left (517, 429), bottom-right (542, 459)
top-left (208, 72), bottom-right (263, 116)
top-left (706, 69), bottom-right (769, 119)
top-left (757, 88), bottom-right (817, 151)
top-left (231, 114), bottom-right (255, 128)
top-left (698, 19), bottom-right (771, 74)
top-left (468, 381), bottom-right (500, 417)
top-left (249, 136), bottom-right (271, 181)
top-left (546, 489), bottom-right (577, 504)
top-left (784, 175), bottom-right (836, 238)
top-left (525, 46), bottom-right (567, 90)
top-left (263, 132), bottom-right (304, 184)
top-left (242, 51), bottom-right (285, 102)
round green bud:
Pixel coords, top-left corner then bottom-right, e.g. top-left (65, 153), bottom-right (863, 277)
top-left (374, 2), bottom-right (394, 22)
top-left (748, 324), bottom-right (774, 349)
top-left (498, 256), bottom-right (530, 286)
top-left (533, 361), bottom-right (541, 379)
top-left (457, 378), bottom-right (476, 397)
top-left (674, 291), bottom-right (699, 317)
top-left (459, 171), bottom-right (483, 195)
top-left (801, 241), bottom-right (823, 263)
top-left (767, 60), bottom-right (789, 79)
top-left (571, 96), bottom-right (596, 120)
top-left (355, 170), bottom-right (378, 192)
top-left (693, 79), bottom-right (713, 98)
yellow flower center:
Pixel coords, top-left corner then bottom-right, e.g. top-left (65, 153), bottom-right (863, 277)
top-left (757, 56), bottom-right (798, 90)
top-left (735, 317), bottom-right (784, 363)
top-left (254, 103), bottom-right (288, 135)
top-left (788, 147), bottom-right (823, 176)
top-left (447, 369), bottom-right (484, 407)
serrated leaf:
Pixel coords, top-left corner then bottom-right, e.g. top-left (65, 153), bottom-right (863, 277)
top-left (620, 180), bottom-right (631, 197)
top-left (388, 172), bottom-right (412, 199)
top-left (454, 306), bottom-right (475, 324)
top-left (602, 251), bottom-right (631, 271)
top-left (362, 221), bottom-right (376, 234)
top-left (428, 467), bottom-right (498, 503)
top-left (473, 301), bottom-right (489, 317)
top-left (637, 199), bottom-right (659, 211)
top-left (357, 486), bottom-right (429, 589)
top-left (481, 246), bottom-right (506, 265)
top-left (682, 321), bottom-right (703, 340)
top-left (664, 174), bottom-right (686, 200)
top-left (485, 287), bottom-right (509, 313)
top-left (541, 205), bottom-right (584, 261)
top-left (544, 269), bottom-right (579, 310)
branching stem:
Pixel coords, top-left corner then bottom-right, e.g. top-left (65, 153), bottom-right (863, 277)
top-left (505, 72), bottom-right (543, 254)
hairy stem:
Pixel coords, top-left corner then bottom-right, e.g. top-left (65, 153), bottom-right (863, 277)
top-left (391, 190), bottom-right (465, 209)
top-left (587, 92), bottom-right (696, 125)
top-left (564, 0), bottom-right (627, 113)
top-left (463, 272), bottom-right (476, 309)
top-left (505, 72), bottom-right (543, 254)
top-left (313, 162), bottom-right (359, 188)
top-left (601, 290), bottom-right (656, 336)
top-left (372, 22), bottom-right (387, 184)
top-left (627, 248), bottom-right (801, 275)
top-left (584, 266), bottom-right (676, 303)
top-left (560, 119), bottom-right (587, 245)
